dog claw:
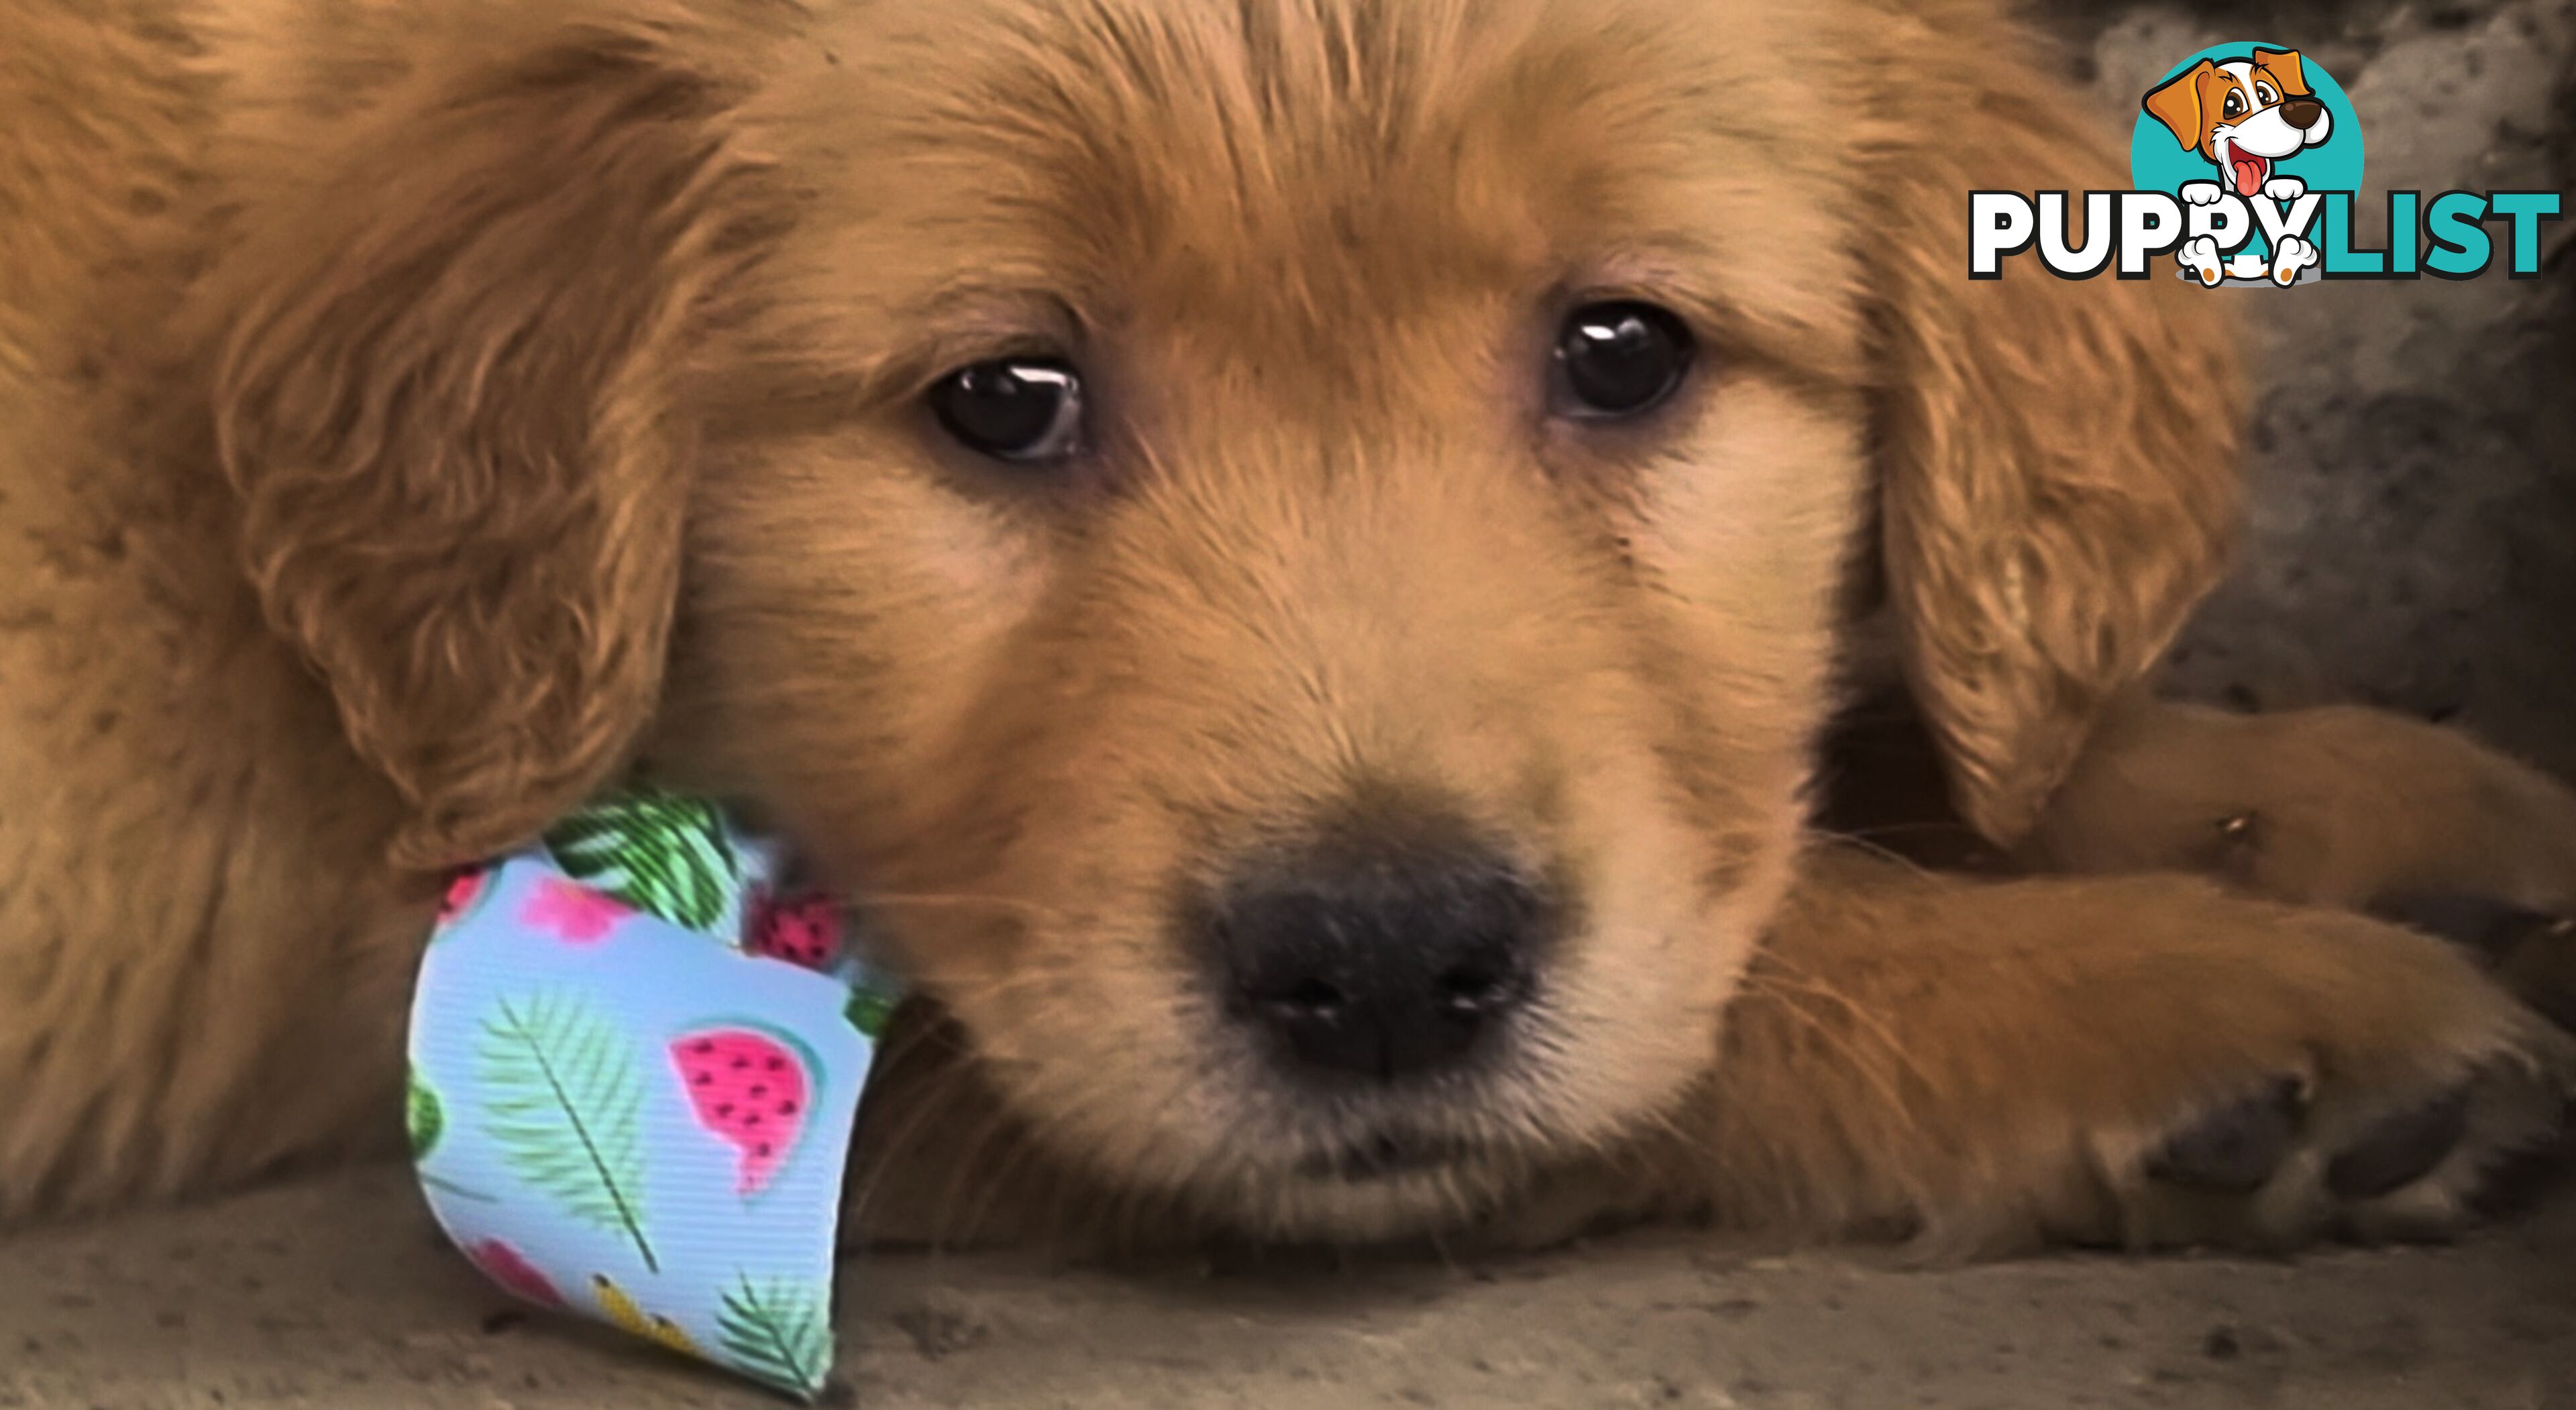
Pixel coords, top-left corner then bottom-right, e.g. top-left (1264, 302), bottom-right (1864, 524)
top-left (2148, 1077), bottom-right (2305, 1191)
top-left (2325, 1088), bottom-right (2471, 1200)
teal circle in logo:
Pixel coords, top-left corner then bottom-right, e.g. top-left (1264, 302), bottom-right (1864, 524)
top-left (2129, 42), bottom-right (2366, 270)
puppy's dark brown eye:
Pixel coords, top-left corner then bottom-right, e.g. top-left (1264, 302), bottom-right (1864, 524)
top-left (1552, 302), bottom-right (1694, 420)
top-left (928, 358), bottom-right (1084, 462)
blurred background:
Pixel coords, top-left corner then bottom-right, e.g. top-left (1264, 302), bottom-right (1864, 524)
top-left (2033, 0), bottom-right (2575, 777)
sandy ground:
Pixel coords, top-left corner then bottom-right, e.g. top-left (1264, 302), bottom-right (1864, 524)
top-left (5, 1164), bottom-right (2573, 1409)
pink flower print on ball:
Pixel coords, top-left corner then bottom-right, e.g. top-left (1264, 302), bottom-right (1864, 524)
top-left (437, 868), bottom-right (491, 928)
top-left (520, 876), bottom-right (630, 944)
top-left (671, 1024), bottom-right (818, 1197)
top-left (748, 891), bottom-right (844, 973)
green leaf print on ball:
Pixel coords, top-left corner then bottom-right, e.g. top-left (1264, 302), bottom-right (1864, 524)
top-left (407, 1068), bottom-right (443, 1159)
top-left (478, 992), bottom-right (659, 1272)
top-left (845, 985), bottom-right (898, 1040)
top-left (543, 790), bottom-right (739, 932)
top-left (716, 1277), bottom-right (834, 1395)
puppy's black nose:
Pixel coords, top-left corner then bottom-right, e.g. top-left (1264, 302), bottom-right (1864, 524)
top-left (2280, 97), bottom-right (2325, 129)
top-left (1209, 841), bottom-right (1550, 1085)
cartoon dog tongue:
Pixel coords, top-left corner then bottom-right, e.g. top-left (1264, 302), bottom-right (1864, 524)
top-left (2228, 145), bottom-right (2269, 197)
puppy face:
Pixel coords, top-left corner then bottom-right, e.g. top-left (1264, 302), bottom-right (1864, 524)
top-left (670, 0), bottom-right (1866, 1237)
top-left (2143, 49), bottom-right (2332, 197)
top-left (215, 0), bottom-right (2243, 1242)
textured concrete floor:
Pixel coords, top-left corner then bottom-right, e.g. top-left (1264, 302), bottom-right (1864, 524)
top-left (5, 1165), bottom-right (2574, 1410)
top-left (7, 3), bottom-right (2573, 1407)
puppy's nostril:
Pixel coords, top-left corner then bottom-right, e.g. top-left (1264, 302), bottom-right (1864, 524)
top-left (1261, 977), bottom-right (1349, 1022)
top-left (1437, 957), bottom-right (1523, 1016)
top-left (1208, 833), bottom-right (1554, 1085)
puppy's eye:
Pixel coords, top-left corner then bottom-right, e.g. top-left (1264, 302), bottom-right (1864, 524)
top-left (1552, 301), bottom-right (1695, 420)
top-left (2255, 82), bottom-right (2278, 105)
top-left (2222, 91), bottom-right (2246, 118)
top-left (928, 358), bottom-right (1085, 462)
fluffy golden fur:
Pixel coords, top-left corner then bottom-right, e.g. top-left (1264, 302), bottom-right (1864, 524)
top-left (3, 0), bottom-right (2572, 1254)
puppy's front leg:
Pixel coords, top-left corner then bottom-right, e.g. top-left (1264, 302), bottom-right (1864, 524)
top-left (2026, 690), bottom-right (2576, 916)
top-left (1679, 847), bottom-right (2569, 1256)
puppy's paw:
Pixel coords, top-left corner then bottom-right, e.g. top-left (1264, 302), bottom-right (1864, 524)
top-left (2496, 918), bottom-right (2576, 1032)
top-left (1721, 859), bottom-right (2576, 1261)
top-left (2371, 900), bottom-right (2576, 1036)
top-left (2178, 235), bottom-right (2225, 286)
top-left (2180, 180), bottom-right (2226, 207)
top-left (2262, 175), bottom-right (2308, 203)
top-left (2028, 699), bottom-right (2576, 932)
top-left (2051, 903), bottom-right (2576, 1254)
top-left (2269, 234), bottom-right (2318, 285)
top-left (2118, 1026), bottom-right (2567, 1250)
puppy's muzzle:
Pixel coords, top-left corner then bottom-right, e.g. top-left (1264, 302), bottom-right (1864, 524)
top-left (1204, 824), bottom-right (1556, 1086)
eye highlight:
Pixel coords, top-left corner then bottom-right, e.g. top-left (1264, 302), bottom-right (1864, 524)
top-left (1551, 301), bottom-right (1695, 421)
top-left (928, 358), bottom-right (1085, 463)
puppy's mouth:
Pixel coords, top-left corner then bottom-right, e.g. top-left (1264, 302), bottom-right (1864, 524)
top-left (1293, 1129), bottom-right (1489, 1183)
top-left (2215, 135), bottom-right (2271, 197)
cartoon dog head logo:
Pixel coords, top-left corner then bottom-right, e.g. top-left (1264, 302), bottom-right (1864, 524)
top-left (2129, 43), bottom-right (2365, 288)
top-left (2144, 49), bottom-right (2332, 200)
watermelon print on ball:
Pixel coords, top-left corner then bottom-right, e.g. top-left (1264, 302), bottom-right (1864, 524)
top-left (543, 791), bottom-right (739, 932)
top-left (749, 892), bottom-right (843, 972)
top-left (673, 1022), bottom-right (822, 1197)
top-left (468, 1238), bottom-right (566, 1308)
top-left (409, 799), bottom-right (894, 1399)
top-left (407, 1068), bottom-right (443, 1159)
top-left (437, 867), bottom-right (494, 932)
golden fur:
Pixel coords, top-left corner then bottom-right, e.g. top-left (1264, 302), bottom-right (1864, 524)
top-left (3, 0), bottom-right (2571, 1254)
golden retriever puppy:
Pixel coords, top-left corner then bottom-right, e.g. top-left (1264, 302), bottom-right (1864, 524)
top-left (3, 0), bottom-right (2572, 1256)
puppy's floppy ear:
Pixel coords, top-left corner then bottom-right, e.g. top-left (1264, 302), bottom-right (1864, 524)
top-left (212, 9), bottom-right (780, 868)
top-left (2252, 49), bottom-right (2310, 98)
top-left (1858, 17), bottom-right (2243, 844)
top-left (2142, 59), bottom-right (2212, 150)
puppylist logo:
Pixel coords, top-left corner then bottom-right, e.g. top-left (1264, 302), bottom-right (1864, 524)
top-left (1972, 43), bottom-right (2561, 285)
